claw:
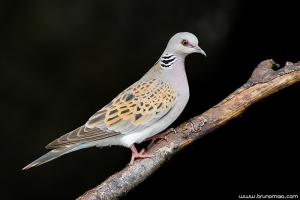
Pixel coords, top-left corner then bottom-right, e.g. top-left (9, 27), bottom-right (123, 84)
top-left (129, 145), bottom-right (152, 165)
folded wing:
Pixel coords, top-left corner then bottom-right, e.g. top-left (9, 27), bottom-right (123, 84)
top-left (46, 78), bottom-right (177, 149)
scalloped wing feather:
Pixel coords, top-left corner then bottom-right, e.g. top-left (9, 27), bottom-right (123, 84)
top-left (86, 78), bottom-right (177, 132)
top-left (46, 78), bottom-right (177, 149)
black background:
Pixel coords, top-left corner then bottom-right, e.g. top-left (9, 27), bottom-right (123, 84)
top-left (1, 0), bottom-right (299, 199)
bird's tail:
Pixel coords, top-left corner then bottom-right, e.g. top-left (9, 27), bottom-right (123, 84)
top-left (22, 144), bottom-right (83, 170)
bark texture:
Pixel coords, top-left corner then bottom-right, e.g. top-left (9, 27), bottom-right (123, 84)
top-left (77, 60), bottom-right (300, 200)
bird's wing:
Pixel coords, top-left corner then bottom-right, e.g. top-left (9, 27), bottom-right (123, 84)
top-left (46, 78), bottom-right (178, 149)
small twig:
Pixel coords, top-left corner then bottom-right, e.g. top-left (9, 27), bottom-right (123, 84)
top-left (77, 60), bottom-right (300, 200)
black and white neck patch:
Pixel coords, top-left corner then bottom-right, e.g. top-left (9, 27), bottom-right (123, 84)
top-left (160, 53), bottom-right (177, 69)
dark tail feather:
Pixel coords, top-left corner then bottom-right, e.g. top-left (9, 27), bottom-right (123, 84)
top-left (22, 144), bottom-right (82, 170)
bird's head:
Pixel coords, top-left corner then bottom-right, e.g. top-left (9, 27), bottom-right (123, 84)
top-left (164, 32), bottom-right (206, 57)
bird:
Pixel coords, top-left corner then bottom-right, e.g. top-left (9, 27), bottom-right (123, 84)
top-left (23, 32), bottom-right (206, 170)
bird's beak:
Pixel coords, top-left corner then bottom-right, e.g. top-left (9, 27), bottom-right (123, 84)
top-left (194, 46), bottom-right (207, 57)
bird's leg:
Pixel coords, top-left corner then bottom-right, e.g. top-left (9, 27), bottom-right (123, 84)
top-left (129, 144), bottom-right (152, 165)
top-left (146, 128), bottom-right (176, 149)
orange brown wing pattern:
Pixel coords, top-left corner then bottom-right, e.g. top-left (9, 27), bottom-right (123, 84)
top-left (46, 78), bottom-right (177, 149)
top-left (86, 78), bottom-right (177, 133)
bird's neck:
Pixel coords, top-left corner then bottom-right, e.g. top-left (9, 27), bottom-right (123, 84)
top-left (157, 53), bottom-right (188, 92)
top-left (159, 53), bottom-right (178, 69)
top-left (142, 53), bottom-right (188, 86)
top-left (167, 56), bottom-right (188, 86)
top-left (159, 52), bottom-right (186, 71)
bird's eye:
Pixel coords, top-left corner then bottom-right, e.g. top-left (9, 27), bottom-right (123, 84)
top-left (181, 40), bottom-right (189, 46)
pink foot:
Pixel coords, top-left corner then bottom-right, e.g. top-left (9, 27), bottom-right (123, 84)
top-left (129, 145), bottom-right (152, 165)
top-left (146, 128), bottom-right (176, 149)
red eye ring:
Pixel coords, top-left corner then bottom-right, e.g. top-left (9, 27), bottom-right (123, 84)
top-left (181, 39), bottom-right (189, 46)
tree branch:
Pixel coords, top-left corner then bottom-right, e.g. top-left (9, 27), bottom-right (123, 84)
top-left (77, 60), bottom-right (300, 200)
